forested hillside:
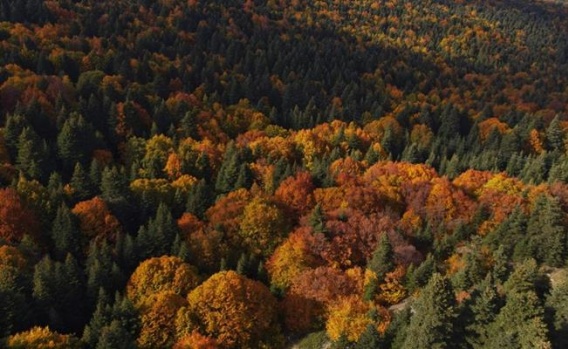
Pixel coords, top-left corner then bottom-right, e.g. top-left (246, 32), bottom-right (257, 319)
top-left (1, 0), bottom-right (568, 348)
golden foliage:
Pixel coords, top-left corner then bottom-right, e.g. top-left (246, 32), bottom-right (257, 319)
top-left (185, 271), bottom-right (279, 348)
top-left (127, 256), bottom-right (200, 308)
top-left (7, 326), bottom-right (81, 349)
top-left (325, 295), bottom-right (372, 342)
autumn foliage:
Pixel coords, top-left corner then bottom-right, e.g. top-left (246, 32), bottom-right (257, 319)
top-left (184, 271), bottom-right (281, 348)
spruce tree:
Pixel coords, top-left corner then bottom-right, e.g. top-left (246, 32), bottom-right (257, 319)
top-left (51, 204), bottom-right (82, 261)
top-left (70, 162), bottom-right (95, 203)
top-left (402, 273), bottom-right (457, 349)
top-left (135, 203), bottom-right (178, 260)
top-left (545, 274), bottom-right (568, 349)
top-left (186, 179), bottom-right (214, 219)
top-left (16, 127), bottom-right (52, 182)
top-left (368, 234), bottom-right (394, 282)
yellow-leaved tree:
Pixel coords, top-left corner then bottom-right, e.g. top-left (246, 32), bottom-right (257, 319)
top-left (6, 326), bottom-right (81, 349)
top-left (325, 295), bottom-right (372, 343)
top-left (126, 255), bottom-right (200, 308)
top-left (182, 270), bottom-right (282, 349)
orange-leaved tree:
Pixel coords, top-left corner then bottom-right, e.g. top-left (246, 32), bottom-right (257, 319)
top-left (183, 270), bottom-right (281, 349)
top-left (71, 196), bottom-right (122, 243)
top-left (0, 188), bottom-right (40, 244)
top-left (126, 255), bottom-right (200, 308)
top-left (137, 291), bottom-right (188, 349)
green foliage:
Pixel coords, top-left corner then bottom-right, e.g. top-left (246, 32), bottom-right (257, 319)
top-left (401, 273), bottom-right (457, 349)
top-left (1, 0), bottom-right (568, 345)
top-left (368, 234), bottom-right (394, 282)
top-left (298, 331), bottom-right (329, 349)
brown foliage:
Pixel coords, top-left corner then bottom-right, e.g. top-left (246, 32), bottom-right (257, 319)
top-left (72, 197), bottom-right (122, 243)
top-left (0, 188), bottom-right (40, 244)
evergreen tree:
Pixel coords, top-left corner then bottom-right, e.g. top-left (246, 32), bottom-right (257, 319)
top-left (526, 195), bottom-right (567, 267)
top-left (465, 274), bottom-right (502, 349)
top-left (51, 204), bottom-right (82, 261)
top-left (402, 273), bottom-right (457, 349)
top-left (4, 113), bottom-right (28, 160)
top-left (234, 163), bottom-right (253, 190)
top-left (545, 274), bottom-right (568, 349)
top-left (135, 203), bottom-right (178, 260)
top-left (186, 179), bottom-right (214, 219)
top-left (86, 241), bottom-right (124, 305)
top-left (309, 204), bottom-right (327, 234)
top-left (0, 264), bottom-right (30, 338)
top-left (32, 254), bottom-right (87, 333)
top-left (70, 162), bottom-right (95, 203)
top-left (57, 112), bottom-right (96, 174)
top-left (387, 307), bottom-right (412, 349)
top-left (215, 142), bottom-right (241, 194)
top-left (486, 287), bottom-right (551, 349)
top-left (368, 234), bottom-right (394, 282)
top-left (16, 127), bottom-right (52, 182)
top-left (96, 320), bottom-right (137, 349)
top-left (546, 115), bottom-right (564, 152)
top-left (83, 289), bottom-right (112, 348)
top-left (406, 254), bottom-right (435, 292)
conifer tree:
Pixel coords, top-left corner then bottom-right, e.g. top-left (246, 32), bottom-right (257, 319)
top-left (51, 204), bottom-right (82, 261)
top-left (402, 273), bottom-right (457, 349)
top-left (185, 179), bottom-right (214, 219)
top-left (70, 162), bottom-right (95, 203)
top-left (368, 234), bottom-right (394, 282)
top-left (16, 127), bottom-right (52, 182)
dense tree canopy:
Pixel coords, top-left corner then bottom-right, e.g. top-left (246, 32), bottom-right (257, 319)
top-left (1, 0), bottom-right (568, 347)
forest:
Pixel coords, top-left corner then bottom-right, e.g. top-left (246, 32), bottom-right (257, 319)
top-left (1, 0), bottom-right (568, 348)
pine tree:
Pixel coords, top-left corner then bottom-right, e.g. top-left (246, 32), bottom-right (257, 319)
top-left (355, 323), bottom-right (382, 349)
top-left (215, 142), bottom-right (240, 194)
top-left (70, 162), bottom-right (95, 203)
top-left (4, 113), bottom-right (28, 160)
top-left (186, 179), bottom-right (214, 219)
top-left (0, 264), bottom-right (30, 338)
top-left (546, 115), bottom-right (564, 152)
top-left (16, 127), bottom-right (52, 182)
top-left (401, 273), bottom-right (457, 349)
top-left (486, 287), bottom-right (551, 349)
top-left (406, 254), bottom-right (435, 292)
top-left (51, 204), bottom-right (82, 261)
top-left (545, 274), bottom-right (568, 349)
top-left (526, 195), bottom-right (567, 267)
top-left (96, 320), bottom-right (137, 349)
top-left (465, 274), bottom-right (502, 349)
top-left (309, 204), bottom-right (327, 234)
top-left (83, 289), bottom-right (112, 348)
top-left (57, 112), bottom-right (96, 173)
top-left (368, 234), bottom-right (394, 282)
top-left (135, 203), bottom-right (178, 260)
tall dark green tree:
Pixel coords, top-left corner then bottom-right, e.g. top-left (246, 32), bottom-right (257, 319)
top-left (70, 162), bottom-right (96, 203)
top-left (401, 273), bottom-right (457, 349)
top-left (57, 112), bottom-right (96, 174)
top-left (546, 115), bottom-right (565, 152)
top-left (368, 234), bottom-right (394, 282)
top-left (464, 274), bottom-right (502, 349)
top-left (16, 127), bottom-right (52, 182)
top-left (526, 195), bottom-right (567, 267)
top-left (135, 203), bottom-right (178, 260)
top-left (51, 204), bottom-right (82, 261)
top-left (186, 179), bottom-right (214, 219)
top-left (215, 142), bottom-right (241, 194)
top-left (32, 254), bottom-right (87, 333)
top-left (546, 273), bottom-right (568, 349)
